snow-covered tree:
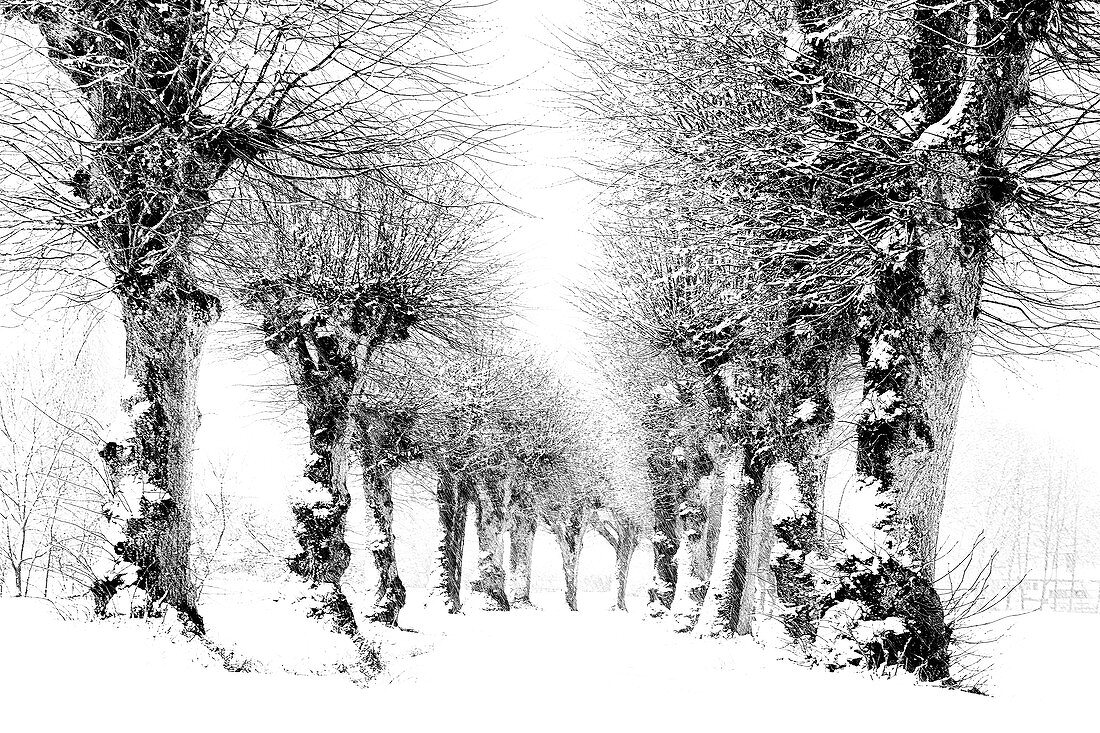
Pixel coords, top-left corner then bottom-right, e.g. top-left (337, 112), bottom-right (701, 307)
top-left (415, 340), bottom-right (528, 613)
top-left (355, 396), bottom-right (421, 626)
top-left (0, 0), bottom-right (486, 630)
top-left (514, 380), bottom-right (595, 613)
top-left (574, 0), bottom-right (1100, 679)
top-left (583, 411), bottom-right (649, 612)
top-left (415, 341), bottom-right (582, 613)
top-left (220, 165), bottom-right (501, 668)
top-left (580, 333), bottom-right (724, 626)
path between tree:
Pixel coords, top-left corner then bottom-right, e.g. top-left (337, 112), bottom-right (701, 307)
top-left (0, 591), bottom-right (1080, 732)
top-left (363, 590), bottom-right (994, 730)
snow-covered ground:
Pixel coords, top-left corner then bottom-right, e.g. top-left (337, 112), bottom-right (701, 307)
top-left (1, 587), bottom-right (1091, 732)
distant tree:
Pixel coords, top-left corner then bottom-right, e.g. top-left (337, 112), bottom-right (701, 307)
top-left (0, 327), bottom-right (110, 600)
top-left (583, 409), bottom-right (649, 612)
top-left (580, 255), bottom-right (733, 629)
top-left (415, 340), bottom-right (527, 613)
top-left (219, 165), bottom-right (501, 669)
top-left (516, 382), bottom-right (595, 613)
top-left (503, 367), bottom-right (580, 610)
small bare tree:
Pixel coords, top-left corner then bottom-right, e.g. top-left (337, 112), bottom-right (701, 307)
top-left (0, 320), bottom-right (114, 603)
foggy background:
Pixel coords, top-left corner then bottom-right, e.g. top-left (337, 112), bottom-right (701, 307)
top-left (2, 0), bottom-right (1096, 611)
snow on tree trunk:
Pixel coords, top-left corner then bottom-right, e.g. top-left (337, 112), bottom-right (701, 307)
top-left (286, 393), bottom-right (380, 675)
top-left (822, 211), bottom-right (972, 680)
top-left (613, 523), bottom-right (638, 612)
top-left (468, 472), bottom-right (511, 612)
top-left (771, 441), bottom-right (831, 642)
top-left (670, 498), bottom-right (708, 632)
top-left (736, 469), bottom-right (777, 636)
top-left (551, 512), bottom-right (586, 612)
top-left (361, 467), bottom-right (406, 626)
top-left (248, 300), bottom-right (383, 676)
top-left (816, 3), bottom-right (1051, 681)
top-left (648, 481), bottom-right (679, 615)
top-left (703, 472), bottom-right (725, 577)
top-left (427, 470), bottom-right (469, 613)
top-left (695, 450), bottom-right (760, 638)
top-left (95, 284), bottom-right (219, 629)
top-left (509, 509), bottom-right (537, 608)
top-left (13, 5), bottom-right (236, 631)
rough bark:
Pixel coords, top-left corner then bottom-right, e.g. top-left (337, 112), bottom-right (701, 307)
top-left (770, 367), bottom-right (835, 643)
top-left (356, 410), bottom-right (418, 627)
top-left (670, 498), bottom-right (708, 632)
top-left (550, 512), bottom-right (586, 612)
top-left (10, 5), bottom-right (242, 628)
top-left (900, 0), bottom-right (1046, 577)
top-left (468, 471), bottom-right (511, 612)
top-left (736, 473), bottom-right (776, 635)
top-left (647, 477), bottom-right (679, 614)
top-left (595, 509), bottom-right (640, 612)
top-left (695, 450), bottom-right (760, 637)
top-left (361, 467), bottom-right (406, 626)
top-left (770, 449), bottom-right (829, 640)
top-left (509, 508), bottom-right (538, 608)
top-left (427, 469), bottom-right (469, 613)
top-left (642, 386), bottom-right (715, 616)
top-left (96, 284), bottom-right (219, 627)
top-left (286, 389), bottom-right (380, 673)
top-left (816, 1), bottom-right (1053, 681)
top-left (703, 472), bottom-right (725, 577)
top-left (248, 287), bottom-right (390, 675)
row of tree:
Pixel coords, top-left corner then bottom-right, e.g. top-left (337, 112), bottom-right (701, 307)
top-left (0, 0), bottom-right (532, 676)
top-left (0, 0), bottom-right (650, 680)
top-left (571, 0), bottom-right (1100, 682)
top-left (5, 0), bottom-right (1100, 690)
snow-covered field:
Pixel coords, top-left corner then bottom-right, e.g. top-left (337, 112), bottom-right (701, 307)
top-left (2, 587), bottom-right (1092, 732)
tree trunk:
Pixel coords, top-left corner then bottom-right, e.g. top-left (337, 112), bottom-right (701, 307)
top-left (771, 444), bottom-right (831, 641)
top-left (552, 515), bottom-right (585, 612)
top-left (427, 469), bottom-right (468, 613)
top-left (696, 450), bottom-right (759, 638)
top-left (648, 481), bottom-right (679, 615)
top-left (815, 152), bottom-right (981, 680)
top-left (361, 467), bottom-right (406, 626)
top-left (95, 283), bottom-right (219, 629)
top-left (736, 474), bottom-right (776, 635)
top-left (703, 472), bottom-right (725, 577)
top-left (613, 523), bottom-right (638, 612)
top-left (509, 509), bottom-right (537, 608)
top-left (670, 498), bottom-right (708, 632)
top-left (808, 1), bottom-right (1050, 682)
top-left (468, 472), bottom-right (510, 612)
top-left (22, 5), bottom-right (238, 629)
top-left (821, 202), bottom-right (975, 679)
top-left (287, 391), bottom-right (380, 673)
